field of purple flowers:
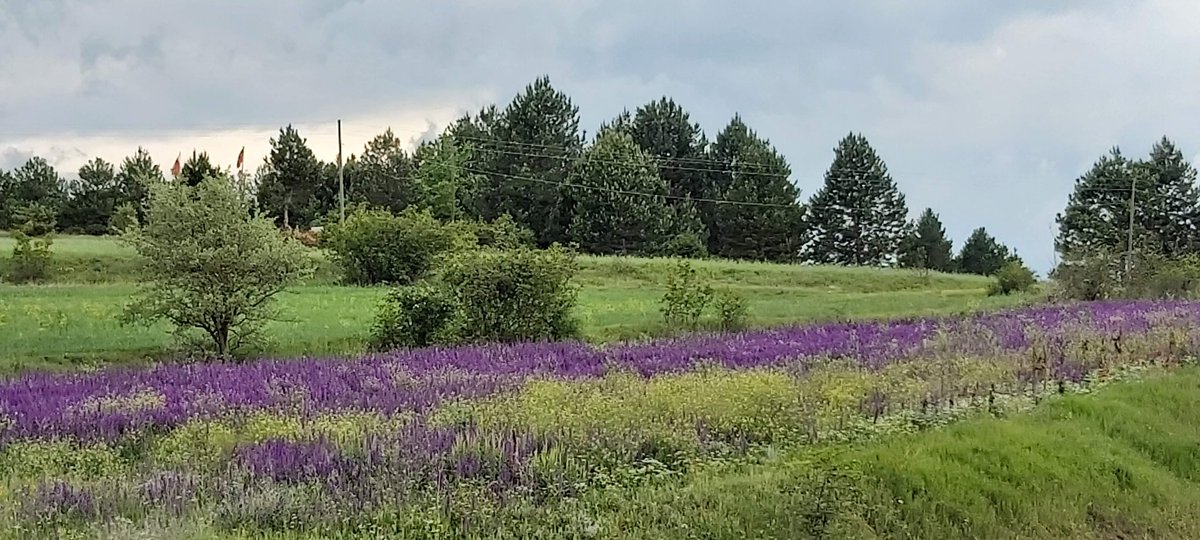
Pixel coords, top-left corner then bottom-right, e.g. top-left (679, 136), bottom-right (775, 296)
top-left (2, 300), bottom-right (1199, 538)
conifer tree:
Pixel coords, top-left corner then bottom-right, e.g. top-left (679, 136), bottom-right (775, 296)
top-left (898, 208), bottom-right (955, 272)
top-left (957, 227), bottom-right (1010, 276)
top-left (630, 97), bottom-right (709, 202)
top-left (802, 133), bottom-right (909, 266)
top-left (179, 151), bottom-right (222, 187)
top-left (256, 125), bottom-right (323, 228)
top-left (568, 130), bottom-right (671, 255)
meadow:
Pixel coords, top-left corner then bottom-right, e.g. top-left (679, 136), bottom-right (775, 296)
top-left (0, 235), bottom-right (1030, 373)
top-left (1, 299), bottom-right (1198, 538)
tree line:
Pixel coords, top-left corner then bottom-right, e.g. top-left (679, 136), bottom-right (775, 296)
top-left (1, 76), bottom-right (1020, 275)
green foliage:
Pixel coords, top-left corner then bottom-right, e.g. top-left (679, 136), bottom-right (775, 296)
top-left (660, 259), bottom-right (713, 329)
top-left (713, 288), bottom-right (750, 331)
top-left (60, 158), bottom-right (119, 235)
top-left (6, 231), bottom-right (53, 284)
top-left (988, 260), bottom-right (1037, 296)
top-left (630, 97), bottom-right (710, 202)
top-left (464, 76), bottom-right (583, 246)
top-left (256, 126), bottom-right (323, 228)
top-left (1127, 254), bottom-right (1200, 299)
top-left (411, 134), bottom-right (476, 221)
top-left (0, 440), bottom-right (125, 481)
top-left (898, 208), bottom-right (955, 272)
top-left (658, 231), bottom-right (709, 259)
top-left (108, 202), bottom-right (139, 234)
top-left (439, 245), bottom-right (580, 344)
top-left (370, 283), bottom-right (458, 350)
top-left (0, 157), bottom-right (66, 231)
top-left (957, 227), bottom-right (1012, 276)
top-left (1057, 139), bottom-right (1200, 259)
top-left (351, 128), bottom-right (417, 215)
top-left (10, 201), bottom-right (58, 236)
top-left (457, 214), bottom-right (535, 250)
top-left (323, 207), bottom-right (465, 285)
top-left (122, 176), bottom-right (313, 359)
top-left (802, 133), bottom-right (908, 266)
top-left (178, 151), bottom-right (223, 188)
top-left (568, 130), bottom-right (672, 255)
top-left (707, 116), bottom-right (805, 261)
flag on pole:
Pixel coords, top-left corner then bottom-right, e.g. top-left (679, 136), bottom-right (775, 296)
top-left (171, 153), bottom-right (181, 178)
top-left (236, 147), bottom-right (245, 170)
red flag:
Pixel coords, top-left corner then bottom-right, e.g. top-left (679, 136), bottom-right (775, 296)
top-left (236, 147), bottom-right (245, 170)
top-left (171, 153), bottom-right (181, 177)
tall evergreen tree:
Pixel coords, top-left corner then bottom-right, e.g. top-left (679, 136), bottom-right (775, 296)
top-left (957, 227), bottom-right (1010, 276)
top-left (256, 125), bottom-right (323, 228)
top-left (898, 208), bottom-right (955, 272)
top-left (412, 134), bottom-right (477, 221)
top-left (353, 128), bottom-right (416, 214)
top-left (720, 152), bottom-right (805, 261)
top-left (0, 157), bottom-right (67, 229)
top-left (61, 158), bottom-right (119, 233)
top-left (1056, 148), bottom-right (1140, 258)
top-left (115, 147), bottom-right (164, 218)
top-left (630, 97), bottom-right (709, 202)
top-left (179, 151), bottom-right (222, 187)
top-left (1136, 137), bottom-right (1200, 256)
top-left (477, 76), bottom-right (583, 246)
top-left (568, 130), bottom-right (673, 255)
top-left (802, 133), bottom-right (909, 266)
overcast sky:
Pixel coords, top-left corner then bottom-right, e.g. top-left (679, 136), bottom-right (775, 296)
top-left (3, 0), bottom-right (1198, 271)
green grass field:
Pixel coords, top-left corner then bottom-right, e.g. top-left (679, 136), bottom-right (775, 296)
top-left (502, 365), bottom-right (1199, 540)
top-left (0, 235), bottom-right (1032, 373)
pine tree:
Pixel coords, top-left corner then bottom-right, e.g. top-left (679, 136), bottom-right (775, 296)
top-left (630, 97), bottom-right (709, 202)
top-left (115, 148), bottom-right (164, 219)
top-left (898, 208), bottom-right (955, 272)
top-left (1137, 137), bottom-right (1200, 256)
top-left (61, 158), bottom-right (119, 234)
top-left (179, 151), bottom-right (222, 187)
top-left (1, 157), bottom-right (66, 230)
top-left (256, 125), bottom-right (323, 228)
top-left (412, 134), bottom-right (478, 221)
top-left (478, 76), bottom-right (583, 246)
top-left (957, 227), bottom-right (1010, 276)
top-left (707, 119), bottom-right (804, 261)
top-left (353, 128), bottom-right (416, 214)
top-left (802, 133), bottom-right (909, 266)
top-left (568, 130), bottom-right (672, 255)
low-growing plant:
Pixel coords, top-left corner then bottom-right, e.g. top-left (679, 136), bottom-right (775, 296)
top-left (457, 214), bottom-right (535, 250)
top-left (6, 231), bottom-right (53, 284)
top-left (712, 288), bottom-right (750, 331)
top-left (11, 202), bottom-right (58, 237)
top-left (989, 260), bottom-right (1037, 296)
top-left (107, 202), bottom-right (139, 235)
top-left (659, 231), bottom-right (709, 259)
top-left (371, 283), bottom-right (459, 350)
top-left (661, 259), bottom-right (713, 329)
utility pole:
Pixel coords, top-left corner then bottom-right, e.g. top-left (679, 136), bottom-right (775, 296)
top-left (337, 119), bottom-right (345, 223)
top-left (1125, 169), bottom-right (1138, 281)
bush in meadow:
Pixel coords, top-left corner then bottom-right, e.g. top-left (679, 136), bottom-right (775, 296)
top-left (10, 201), bottom-right (58, 237)
top-left (989, 260), bottom-right (1037, 296)
top-left (323, 207), bottom-right (466, 285)
top-left (455, 213), bottom-right (535, 250)
top-left (371, 283), bottom-right (459, 350)
top-left (439, 245), bottom-right (580, 344)
top-left (661, 259), bottom-right (713, 329)
top-left (5, 231), bottom-right (53, 284)
top-left (713, 288), bottom-right (750, 331)
top-left (107, 202), bottom-right (139, 235)
top-left (658, 231), bottom-right (709, 259)
top-left (122, 175), bottom-right (313, 359)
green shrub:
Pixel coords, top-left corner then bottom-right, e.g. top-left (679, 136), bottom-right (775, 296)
top-left (440, 245), bottom-right (580, 344)
top-left (459, 214), bottom-right (535, 250)
top-left (371, 284), bottom-right (459, 351)
top-left (323, 207), bottom-right (466, 285)
top-left (6, 231), bottom-right (53, 284)
top-left (661, 260), bottom-right (713, 329)
top-left (988, 260), bottom-right (1036, 296)
top-left (1050, 249), bottom-right (1122, 300)
top-left (108, 202), bottom-right (139, 234)
top-left (713, 288), bottom-right (750, 331)
top-left (659, 231), bottom-right (709, 259)
top-left (1125, 253), bottom-right (1200, 299)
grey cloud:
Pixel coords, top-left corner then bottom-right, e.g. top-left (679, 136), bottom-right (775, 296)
top-left (1, 0), bottom-right (1197, 271)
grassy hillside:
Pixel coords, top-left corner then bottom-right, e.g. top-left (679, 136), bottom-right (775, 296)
top-left (0, 236), bottom-right (1029, 373)
top-left (551, 366), bottom-right (1200, 539)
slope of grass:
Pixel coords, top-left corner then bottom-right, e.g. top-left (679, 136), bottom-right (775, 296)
top-left (572, 366), bottom-right (1200, 539)
top-left (0, 235), bottom-right (1029, 373)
